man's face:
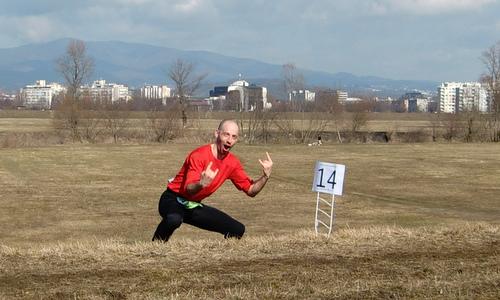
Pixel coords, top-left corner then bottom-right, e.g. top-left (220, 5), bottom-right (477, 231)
top-left (215, 122), bottom-right (239, 156)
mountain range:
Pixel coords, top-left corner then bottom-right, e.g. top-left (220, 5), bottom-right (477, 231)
top-left (0, 38), bottom-right (439, 97)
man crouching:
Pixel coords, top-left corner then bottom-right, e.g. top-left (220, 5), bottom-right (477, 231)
top-left (152, 119), bottom-right (273, 242)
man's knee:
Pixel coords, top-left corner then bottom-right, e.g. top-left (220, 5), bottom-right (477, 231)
top-left (165, 214), bottom-right (183, 229)
top-left (152, 214), bottom-right (183, 242)
top-left (226, 222), bottom-right (245, 239)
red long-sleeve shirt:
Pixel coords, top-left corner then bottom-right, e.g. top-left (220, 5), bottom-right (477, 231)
top-left (167, 144), bottom-right (253, 202)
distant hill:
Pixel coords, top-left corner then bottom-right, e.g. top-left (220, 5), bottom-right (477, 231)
top-left (0, 38), bottom-right (439, 97)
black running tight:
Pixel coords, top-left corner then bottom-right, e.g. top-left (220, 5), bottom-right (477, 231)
top-left (152, 189), bottom-right (245, 242)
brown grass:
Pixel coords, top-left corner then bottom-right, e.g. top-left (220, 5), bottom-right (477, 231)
top-left (1, 142), bottom-right (499, 298)
top-left (0, 118), bottom-right (53, 133)
top-left (0, 224), bottom-right (498, 299)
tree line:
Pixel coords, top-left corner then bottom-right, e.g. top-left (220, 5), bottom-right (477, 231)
top-left (2, 39), bottom-right (499, 145)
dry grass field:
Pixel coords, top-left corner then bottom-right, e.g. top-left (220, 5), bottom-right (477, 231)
top-left (1, 142), bottom-right (499, 299)
top-left (0, 110), bottom-right (439, 134)
top-left (0, 118), bottom-right (53, 133)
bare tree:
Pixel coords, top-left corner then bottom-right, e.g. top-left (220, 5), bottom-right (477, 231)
top-left (480, 41), bottom-right (500, 141)
top-left (168, 59), bottom-right (207, 127)
top-left (430, 112), bottom-right (444, 142)
top-left (348, 100), bottom-right (372, 134)
top-left (103, 102), bottom-right (130, 143)
top-left (314, 90), bottom-right (342, 114)
top-left (79, 109), bottom-right (104, 143)
top-left (54, 40), bottom-right (94, 141)
top-left (53, 94), bottom-right (83, 141)
top-left (56, 40), bottom-right (94, 99)
top-left (259, 110), bottom-right (276, 144)
top-left (460, 110), bottom-right (481, 143)
top-left (240, 111), bottom-right (260, 144)
top-left (272, 112), bottom-right (329, 144)
top-left (314, 90), bottom-right (344, 142)
top-left (351, 111), bottom-right (368, 133)
top-left (282, 63), bottom-right (306, 111)
top-left (239, 109), bottom-right (277, 144)
top-left (148, 104), bottom-right (183, 143)
top-left (272, 112), bottom-right (295, 141)
top-left (443, 113), bottom-right (460, 142)
top-left (282, 63), bottom-right (305, 96)
top-left (297, 113), bottom-right (330, 144)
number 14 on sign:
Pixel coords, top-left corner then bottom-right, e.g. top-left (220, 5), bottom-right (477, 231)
top-left (312, 161), bottom-right (345, 196)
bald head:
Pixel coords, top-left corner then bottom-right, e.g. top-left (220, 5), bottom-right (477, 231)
top-left (218, 119), bottom-right (239, 131)
top-left (214, 119), bottom-right (239, 158)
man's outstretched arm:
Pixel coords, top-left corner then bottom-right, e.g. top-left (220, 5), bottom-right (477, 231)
top-left (246, 152), bottom-right (273, 197)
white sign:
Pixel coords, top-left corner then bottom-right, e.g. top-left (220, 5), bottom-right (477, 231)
top-left (312, 161), bottom-right (346, 195)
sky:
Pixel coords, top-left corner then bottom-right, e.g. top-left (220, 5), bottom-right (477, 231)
top-left (1, 0), bottom-right (499, 82)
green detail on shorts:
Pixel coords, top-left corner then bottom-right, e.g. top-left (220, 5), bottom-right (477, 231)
top-left (177, 196), bottom-right (203, 209)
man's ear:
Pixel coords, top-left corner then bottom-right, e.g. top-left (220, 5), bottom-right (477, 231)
top-left (214, 130), bottom-right (219, 139)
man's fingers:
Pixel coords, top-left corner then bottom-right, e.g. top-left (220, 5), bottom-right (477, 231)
top-left (213, 168), bottom-right (219, 176)
top-left (205, 161), bottom-right (213, 171)
top-left (259, 152), bottom-right (272, 165)
top-left (266, 151), bottom-right (272, 162)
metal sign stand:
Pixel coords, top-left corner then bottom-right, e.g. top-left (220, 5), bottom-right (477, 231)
top-left (315, 192), bottom-right (336, 237)
top-left (312, 161), bottom-right (345, 237)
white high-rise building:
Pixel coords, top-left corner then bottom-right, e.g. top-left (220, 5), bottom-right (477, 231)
top-left (438, 82), bottom-right (459, 113)
top-left (401, 92), bottom-right (432, 112)
top-left (438, 82), bottom-right (490, 113)
top-left (227, 80), bottom-right (270, 111)
top-left (21, 80), bottom-right (65, 109)
top-left (80, 80), bottom-right (130, 103)
top-left (335, 90), bottom-right (348, 103)
top-left (140, 84), bottom-right (171, 105)
top-left (289, 90), bottom-right (316, 102)
top-left (208, 79), bottom-right (270, 111)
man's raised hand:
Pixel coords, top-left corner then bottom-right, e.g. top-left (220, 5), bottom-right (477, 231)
top-left (258, 152), bottom-right (273, 178)
top-left (200, 161), bottom-right (219, 187)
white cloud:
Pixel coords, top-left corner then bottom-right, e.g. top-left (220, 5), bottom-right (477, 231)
top-left (0, 15), bottom-right (65, 44)
top-left (367, 0), bottom-right (497, 15)
top-left (173, 0), bottom-right (204, 13)
top-left (110, 0), bottom-right (154, 4)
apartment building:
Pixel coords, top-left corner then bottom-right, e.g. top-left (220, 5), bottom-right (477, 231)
top-left (288, 89), bottom-right (347, 104)
top-left (438, 82), bottom-right (490, 113)
top-left (289, 90), bottom-right (316, 102)
top-left (401, 92), bottom-right (432, 112)
top-left (333, 90), bottom-right (348, 103)
top-left (21, 80), bottom-right (65, 109)
top-left (80, 80), bottom-right (130, 103)
top-left (140, 84), bottom-right (171, 105)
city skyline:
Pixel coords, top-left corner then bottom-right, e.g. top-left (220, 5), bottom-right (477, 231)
top-left (1, 0), bottom-right (500, 82)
